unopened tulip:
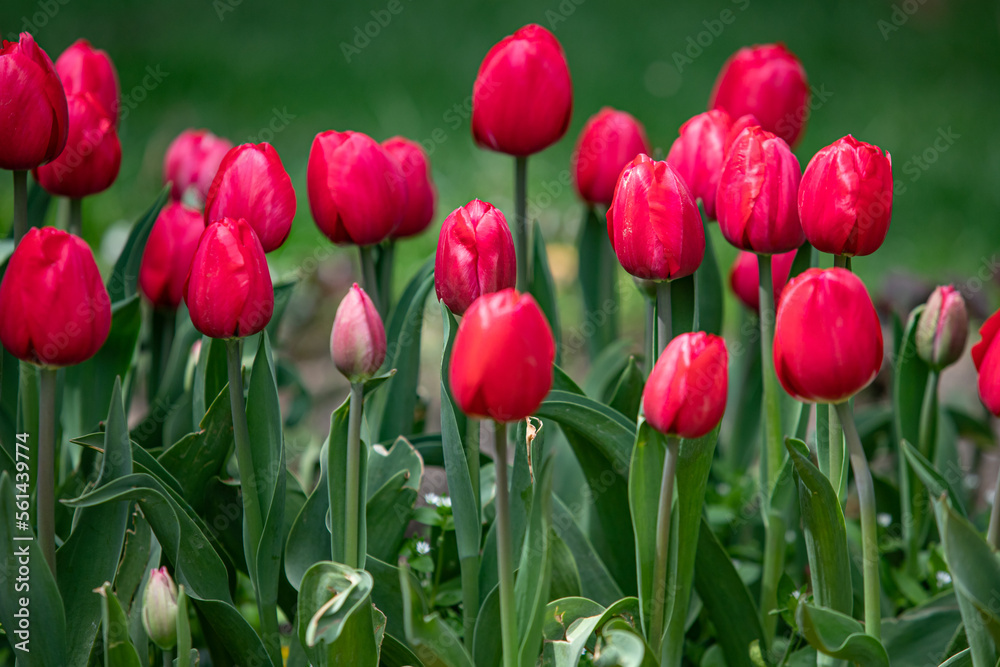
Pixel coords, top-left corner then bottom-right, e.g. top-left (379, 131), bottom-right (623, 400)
top-left (643, 332), bottom-right (728, 439)
top-left (308, 130), bottom-right (406, 246)
top-left (728, 249), bottom-right (797, 312)
top-left (973, 309), bottom-right (1000, 415)
top-left (723, 114), bottom-right (760, 156)
top-left (204, 143), bottom-right (296, 253)
top-left (606, 154), bottom-right (704, 281)
top-left (142, 567), bottom-right (179, 651)
top-left (666, 109), bottom-right (731, 219)
top-left (472, 24), bottom-right (573, 156)
top-left (798, 135), bottom-right (893, 257)
top-left (449, 289), bottom-right (555, 422)
top-left (382, 136), bottom-right (436, 238)
top-left (773, 268), bottom-right (883, 403)
top-left (54, 39), bottom-right (119, 124)
top-left (139, 202), bottom-right (206, 310)
top-left (331, 283), bottom-right (386, 382)
top-left (35, 92), bottom-right (121, 198)
top-left (435, 199), bottom-right (517, 316)
top-left (185, 217), bottom-right (273, 339)
top-left (0, 227), bottom-right (110, 366)
top-left (709, 43), bottom-right (810, 146)
top-left (717, 126), bottom-right (803, 254)
top-left (163, 129), bottom-right (233, 204)
top-left (0, 33), bottom-right (69, 170)
top-left (572, 108), bottom-right (650, 207)
top-left (916, 285), bottom-right (968, 371)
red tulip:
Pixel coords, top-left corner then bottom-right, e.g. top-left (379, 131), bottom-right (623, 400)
top-left (331, 283), bottom-right (386, 382)
top-left (709, 43), bottom-right (810, 146)
top-left (572, 107), bottom-right (650, 207)
top-left (449, 289), bottom-right (555, 422)
top-left (204, 143), bottom-right (296, 253)
top-left (916, 285), bottom-right (967, 371)
top-left (54, 39), bottom-right (119, 124)
top-left (34, 92), bottom-right (121, 198)
top-left (435, 199), bottom-right (517, 316)
top-left (723, 114), bottom-right (761, 156)
top-left (606, 154), bottom-right (704, 281)
top-left (472, 24), bottom-right (573, 156)
top-left (716, 126), bottom-right (803, 254)
top-left (139, 202), bottom-right (206, 310)
top-left (163, 129), bottom-right (233, 204)
top-left (973, 309), bottom-right (1000, 415)
top-left (643, 332), bottom-right (728, 439)
top-left (798, 135), bottom-right (893, 257)
top-left (308, 130), bottom-right (406, 246)
top-left (773, 268), bottom-right (883, 403)
top-left (0, 33), bottom-right (69, 170)
top-left (184, 217), bottom-right (274, 339)
top-left (666, 109), bottom-right (731, 220)
top-left (0, 227), bottom-right (110, 367)
top-left (728, 249), bottom-right (797, 312)
top-left (382, 136), bottom-right (436, 239)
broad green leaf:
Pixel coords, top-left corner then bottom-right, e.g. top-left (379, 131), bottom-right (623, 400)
top-left (96, 581), bottom-right (142, 667)
top-left (552, 495), bottom-right (624, 607)
top-left (440, 388), bottom-right (480, 559)
top-left (545, 607), bottom-right (604, 667)
top-left (400, 559), bottom-right (475, 667)
top-left (671, 273), bottom-right (696, 336)
top-left (608, 357), bottom-right (645, 421)
top-left (531, 219), bottom-right (563, 363)
top-left (789, 240), bottom-right (814, 279)
top-left (516, 454), bottom-right (555, 667)
top-left (881, 592), bottom-right (962, 667)
top-left (939, 648), bottom-right (972, 667)
top-left (583, 339), bottom-right (634, 401)
top-left (796, 603), bottom-right (889, 666)
top-left (380, 633), bottom-right (425, 667)
top-left (192, 336), bottom-right (228, 427)
top-left (298, 561), bottom-right (383, 667)
top-left (367, 555), bottom-right (426, 648)
top-left (27, 181), bottom-right (53, 229)
top-left (721, 310), bottom-right (762, 474)
top-left (549, 530), bottom-right (583, 601)
top-left (543, 596), bottom-right (605, 642)
top-left (176, 586), bottom-right (193, 667)
top-left (695, 219), bottom-right (724, 335)
top-left (628, 422), bottom-right (665, 635)
top-left (266, 279), bottom-right (298, 342)
top-left (366, 438), bottom-right (423, 561)
top-left (902, 439), bottom-right (967, 517)
top-left (577, 206), bottom-right (619, 360)
top-left (594, 620), bottom-right (658, 667)
top-left (535, 390), bottom-right (635, 475)
top-left (106, 185), bottom-right (169, 302)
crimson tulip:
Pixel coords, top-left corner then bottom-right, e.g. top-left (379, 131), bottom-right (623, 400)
top-left (666, 109), bottom-right (731, 220)
top-left (0, 226), bottom-right (110, 366)
top-left (709, 43), bottom-right (810, 146)
top-left (643, 331), bottom-right (728, 439)
top-left (54, 39), bottom-right (119, 124)
top-left (728, 249), bottom-right (797, 312)
top-left (139, 202), bottom-right (206, 310)
top-left (973, 309), bottom-right (1000, 415)
top-left (798, 135), bottom-right (893, 257)
top-left (606, 154), bottom-right (704, 281)
top-left (773, 267), bottom-right (883, 403)
top-left (163, 129), bottom-right (233, 204)
top-left (916, 285), bottom-right (968, 371)
top-left (0, 33), bottom-right (69, 170)
top-left (185, 217), bottom-right (273, 339)
top-left (449, 289), bottom-right (554, 422)
top-left (204, 143), bottom-right (296, 253)
top-left (717, 126), bottom-right (803, 254)
top-left (331, 283), bottom-right (386, 382)
top-left (472, 24), bottom-right (572, 156)
top-left (723, 114), bottom-right (760, 156)
top-left (572, 108), bottom-right (651, 207)
top-left (382, 136), bottom-right (436, 239)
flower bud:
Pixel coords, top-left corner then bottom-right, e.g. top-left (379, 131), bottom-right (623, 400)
top-left (728, 249), bottom-right (797, 312)
top-left (643, 332), bottom-right (728, 439)
top-left (331, 284), bottom-right (386, 382)
top-left (142, 567), bottom-right (178, 651)
top-left (572, 107), bottom-right (650, 207)
top-left (163, 129), bottom-right (233, 204)
top-left (435, 199), bottom-right (517, 316)
top-left (916, 285), bottom-right (967, 371)
top-left (973, 309), bottom-right (1000, 415)
top-left (139, 202), bottom-right (206, 310)
top-left (449, 289), bottom-right (555, 422)
top-left (472, 24), bottom-right (573, 156)
top-left (185, 217), bottom-right (274, 339)
top-left (666, 109), bottom-right (731, 220)
top-left (382, 136), bottom-right (436, 239)
top-left (35, 92), bottom-right (121, 198)
top-left (54, 39), bottom-right (119, 125)
top-left (0, 227), bottom-right (110, 367)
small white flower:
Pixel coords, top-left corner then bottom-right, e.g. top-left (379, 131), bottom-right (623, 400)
top-left (415, 540), bottom-right (431, 555)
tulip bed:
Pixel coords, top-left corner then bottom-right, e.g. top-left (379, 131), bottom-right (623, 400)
top-left (0, 21), bottom-right (998, 667)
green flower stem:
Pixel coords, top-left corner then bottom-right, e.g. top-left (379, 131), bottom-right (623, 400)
top-left (359, 245), bottom-right (382, 318)
top-left (648, 436), bottom-right (679, 657)
top-left (38, 367), bottom-right (57, 575)
top-left (13, 170), bottom-right (27, 244)
top-left (150, 309), bottom-right (176, 402)
top-left (460, 552), bottom-right (480, 651)
top-left (907, 371), bottom-right (939, 566)
top-left (68, 197), bottom-right (83, 237)
top-left (645, 295), bottom-right (656, 374)
top-left (656, 280), bottom-right (672, 357)
top-left (836, 401), bottom-right (881, 640)
top-left (988, 461), bottom-right (1000, 549)
top-left (514, 156), bottom-right (529, 292)
top-left (493, 420), bottom-right (517, 667)
top-left (344, 382), bottom-right (364, 569)
top-left (162, 648), bottom-right (174, 667)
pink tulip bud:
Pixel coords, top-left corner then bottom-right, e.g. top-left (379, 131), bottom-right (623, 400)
top-left (142, 567), bottom-right (178, 651)
top-left (916, 285), bottom-right (967, 371)
top-left (163, 129), bottom-right (233, 204)
top-left (331, 283), bottom-right (386, 382)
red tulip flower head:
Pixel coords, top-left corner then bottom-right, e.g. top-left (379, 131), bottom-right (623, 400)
top-left (163, 129), bottom-right (233, 204)
top-left (0, 227), bottom-right (110, 367)
top-left (773, 268), bottom-right (883, 403)
top-left (666, 109), bottom-right (732, 220)
top-left (449, 289), bottom-right (555, 422)
top-left (435, 199), bottom-right (517, 316)
top-left (709, 43), bottom-right (810, 146)
top-left (35, 92), bottom-right (121, 197)
top-left (472, 24), bottom-right (573, 156)
top-left (643, 332), bottom-right (728, 439)
top-left (382, 136), bottom-right (436, 239)
top-left (798, 135), bottom-right (893, 257)
top-left (0, 33), bottom-right (69, 170)
top-left (606, 154), bottom-right (704, 281)
top-left (973, 309), bottom-right (1000, 415)
top-left (572, 107), bottom-right (650, 207)
top-left (331, 283), bottom-right (386, 382)
top-left (184, 217), bottom-right (274, 339)
top-left (55, 39), bottom-right (119, 124)
top-left (723, 114), bottom-right (761, 156)
top-left (916, 285), bottom-right (967, 371)
top-left (139, 202), bottom-right (206, 310)
top-left (204, 143), bottom-right (296, 253)
top-left (728, 249), bottom-right (797, 312)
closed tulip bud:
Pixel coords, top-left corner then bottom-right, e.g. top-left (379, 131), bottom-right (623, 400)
top-left (717, 126), bottom-right (803, 254)
top-left (308, 130), bottom-right (406, 246)
top-left (382, 136), bottom-right (436, 239)
top-left (666, 109), bottom-right (731, 220)
top-left (35, 92), bottom-right (121, 198)
top-left (185, 217), bottom-right (273, 339)
top-left (728, 249), bottom-right (797, 312)
top-left (973, 310), bottom-right (1000, 415)
top-left (204, 143), bottom-right (296, 253)
top-left (798, 135), bottom-right (893, 257)
top-left (54, 39), bottom-right (119, 124)
top-left (773, 268), bottom-right (883, 403)
top-left (643, 332), bottom-right (728, 439)
top-left (331, 283), bottom-right (386, 382)
top-left (139, 202), bottom-right (206, 310)
top-left (0, 33), bottom-right (69, 170)
top-left (449, 289), bottom-right (555, 422)
top-left (606, 154), bottom-right (704, 281)
top-left (163, 129), bottom-right (233, 204)
top-left (0, 227), bottom-right (110, 367)
top-left (709, 43), bottom-right (810, 146)
top-left (723, 114), bottom-right (761, 156)
top-left (916, 285), bottom-right (967, 371)
top-left (142, 567), bottom-right (179, 651)
top-left (472, 24), bottom-right (573, 156)
top-left (572, 108), bottom-right (651, 207)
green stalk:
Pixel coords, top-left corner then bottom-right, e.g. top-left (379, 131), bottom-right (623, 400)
top-left (38, 367), bottom-right (57, 575)
top-left (648, 437), bottom-right (679, 659)
top-left (656, 280), bottom-right (672, 357)
top-left (68, 197), bottom-right (83, 237)
top-left (150, 309), bottom-right (176, 401)
top-left (988, 462), bottom-right (1000, 549)
top-left (514, 156), bottom-right (529, 292)
top-left (359, 245), bottom-right (382, 318)
top-left (493, 421), bottom-right (517, 667)
top-left (907, 371), bottom-right (938, 568)
top-left (162, 648), bottom-right (173, 667)
top-left (13, 170), bottom-right (28, 244)
top-left (645, 296), bottom-right (656, 375)
top-left (344, 382), bottom-right (364, 568)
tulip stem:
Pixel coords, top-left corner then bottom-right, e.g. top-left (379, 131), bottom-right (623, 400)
top-left (648, 436), bottom-right (679, 657)
top-left (656, 280), bottom-right (672, 357)
top-left (493, 420), bottom-right (517, 667)
top-left (836, 401), bottom-right (881, 640)
top-left (68, 197), bottom-right (83, 237)
top-left (906, 371), bottom-right (939, 566)
top-left (514, 156), bottom-right (529, 292)
top-left (645, 296), bottom-right (656, 375)
top-left (162, 648), bottom-right (173, 667)
top-left (13, 170), bottom-right (28, 244)
top-left (38, 367), bottom-right (57, 575)
top-left (150, 309), bottom-right (176, 401)
top-left (344, 382), bottom-right (364, 569)
top-left (359, 245), bottom-right (383, 318)
top-left (988, 455), bottom-right (1000, 550)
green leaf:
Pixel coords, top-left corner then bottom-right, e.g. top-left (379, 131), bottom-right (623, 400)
top-left (298, 561), bottom-right (383, 667)
top-left (881, 592), bottom-right (962, 667)
top-left (671, 273), bottom-right (696, 337)
top-left (192, 336), bottom-right (228, 427)
top-left (107, 185), bottom-right (170, 302)
top-left (400, 559), bottom-right (475, 667)
top-left (608, 357), bottom-right (645, 421)
top-left (367, 554), bottom-right (426, 648)
top-left (535, 390), bottom-right (635, 475)
top-left (176, 585), bottom-right (193, 667)
top-left (594, 620), bottom-right (658, 667)
top-left (901, 439), bottom-right (968, 517)
top-left (577, 206), bottom-right (620, 361)
top-left (515, 454), bottom-right (555, 666)
top-left (695, 219), bottom-right (724, 335)
top-left (549, 530), bottom-right (583, 601)
top-left (894, 306), bottom-right (930, 451)
top-left (939, 648), bottom-right (972, 667)
top-left (27, 181), bottom-right (53, 229)
top-left (530, 219), bottom-right (562, 363)
top-left (796, 602), bottom-right (890, 666)
top-left (96, 582), bottom-right (142, 667)
top-left (552, 495), bottom-right (624, 607)
top-left (628, 422), bottom-right (665, 635)
top-left (721, 310), bottom-right (762, 473)
top-left (583, 339), bottom-right (634, 401)
top-left (380, 633), bottom-right (425, 667)
top-left (366, 438), bottom-right (423, 562)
